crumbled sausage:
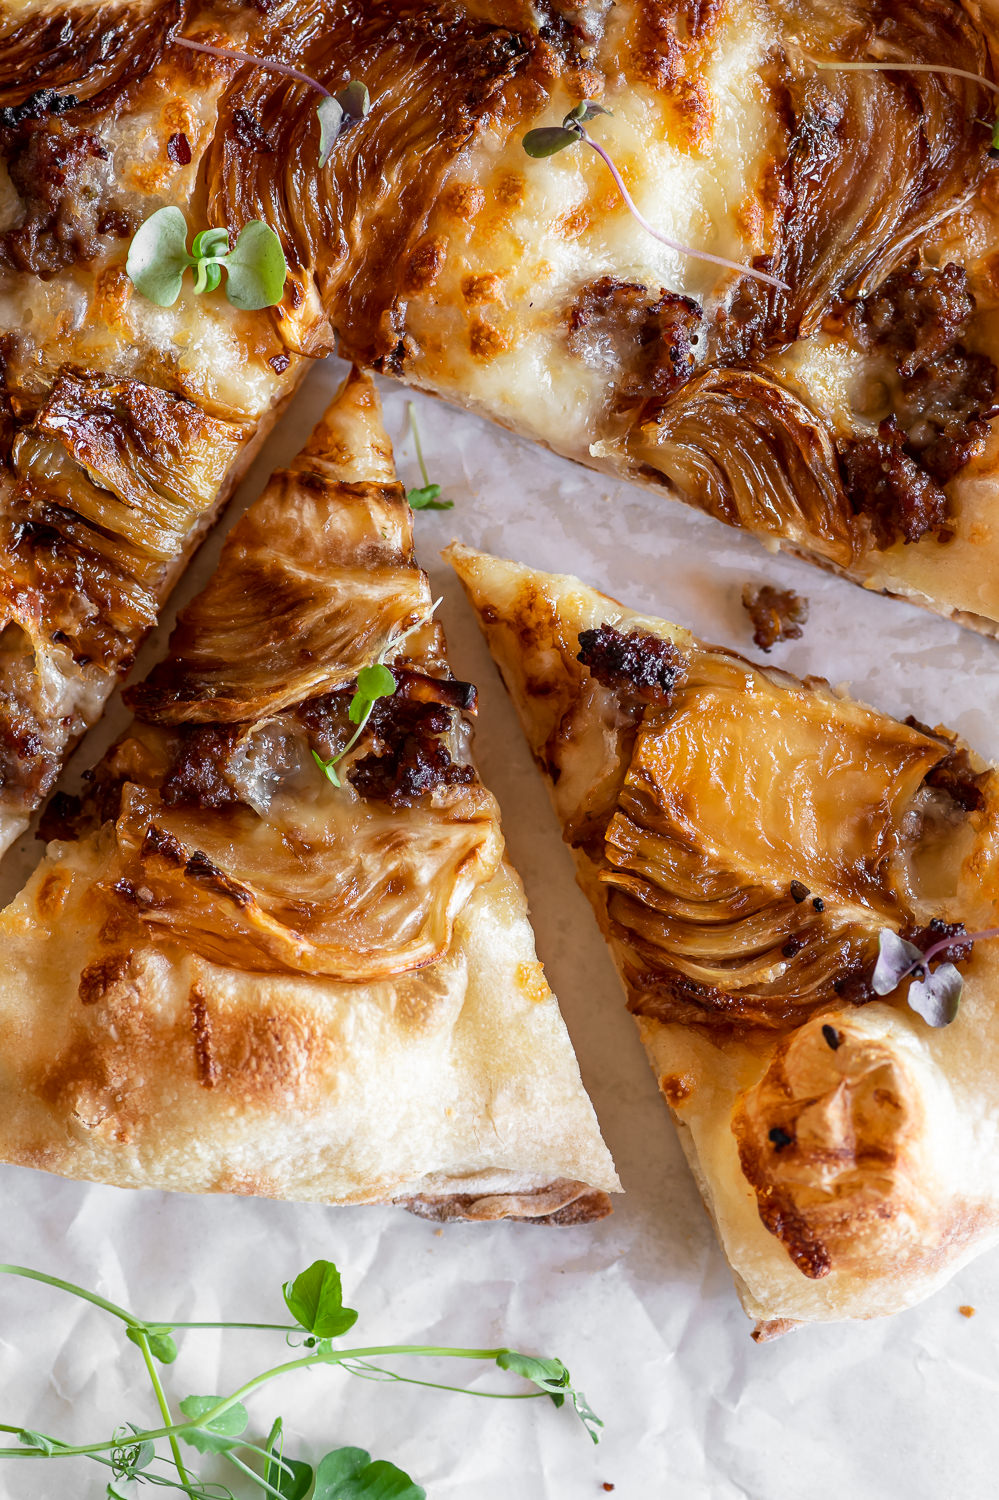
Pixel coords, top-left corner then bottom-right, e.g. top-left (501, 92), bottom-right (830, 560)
top-left (348, 697), bottom-right (475, 807)
top-left (838, 421), bottom-right (950, 548)
top-left (577, 624), bottom-right (687, 704)
top-left (906, 715), bottom-right (989, 812)
top-left (741, 583), bottom-right (809, 651)
top-left (567, 277), bottom-right (703, 406)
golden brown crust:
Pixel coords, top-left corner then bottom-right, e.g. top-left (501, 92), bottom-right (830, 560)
top-left (449, 543), bottom-right (999, 1323)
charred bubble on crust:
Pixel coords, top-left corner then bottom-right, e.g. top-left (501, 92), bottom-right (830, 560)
top-left (577, 624), bottom-right (687, 706)
top-left (77, 952), bottom-right (130, 1005)
top-left (348, 697), bottom-right (476, 808)
top-left (906, 715), bottom-right (989, 813)
top-left (160, 725), bottom-right (246, 811)
top-left (566, 277), bottom-right (703, 409)
top-left (741, 583), bottom-right (809, 652)
top-left (838, 420), bottom-right (950, 549)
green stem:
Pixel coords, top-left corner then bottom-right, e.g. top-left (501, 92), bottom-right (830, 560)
top-left (408, 401), bottom-right (431, 489)
top-left (224, 1448), bottom-right (286, 1499)
top-left (0, 1265), bottom-right (139, 1328)
top-left (152, 1322), bottom-right (298, 1334)
top-left (134, 1328), bottom-right (196, 1491)
top-left (0, 1345), bottom-right (510, 1460)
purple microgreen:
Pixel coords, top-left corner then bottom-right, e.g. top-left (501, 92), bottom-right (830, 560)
top-left (174, 38), bottom-right (369, 169)
top-left (523, 125), bottom-right (581, 157)
top-left (872, 929), bottom-right (925, 996)
top-left (406, 403), bottom-right (454, 511)
top-left (907, 963), bottom-right (964, 1028)
top-left (317, 97), bottom-right (345, 168)
top-left (921, 924), bottom-right (999, 967)
top-left (872, 924), bottom-right (999, 1027)
top-left (174, 35), bottom-right (335, 97)
top-left (337, 80), bottom-right (371, 122)
top-left (522, 109), bottom-right (789, 290)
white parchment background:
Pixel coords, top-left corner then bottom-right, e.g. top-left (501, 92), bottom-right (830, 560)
top-left (2, 356), bottom-right (998, 1500)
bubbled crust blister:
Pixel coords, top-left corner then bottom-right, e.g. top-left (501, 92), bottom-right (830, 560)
top-left (449, 543), bottom-right (999, 1324)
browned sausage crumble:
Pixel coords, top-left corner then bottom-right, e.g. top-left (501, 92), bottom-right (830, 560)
top-left (741, 583), bottom-right (809, 651)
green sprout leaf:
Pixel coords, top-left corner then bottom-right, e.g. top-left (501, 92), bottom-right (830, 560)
top-left (314, 1447), bottom-right (425, 1500)
top-left (177, 1396), bottom-right (249, 1454)
top-left (311, 746), bottom-right (341, 787)
top-left (265, 1418), bottom-right (314, 1499)
top-left (125, 1323), bottom-right (178, 1364)
top-left (282, 1261), bottom-right (359, 1340)
top-left (223, 220), bottom-right (288, 310)
top-left (125, 205), bottom-right (193, 307)
top-left (17, 1429), bottom-right (55, 1455)
top-left (495, 1351), bottom-right (569, 1406)
top-left (522, 124), bottom-right (581, 157)
top-left (405, 402), bottom-right (452, 511)
top-left (349, 662), bottom-right (396, 724)
top-left (317, 96), bottom-right (344, 168)
top-left (337, 80), bottom-right (370, 122)
top-left (496, 1351), bottom-right (603, 1443)
top-left (406, 483), bottom-right (453, 511)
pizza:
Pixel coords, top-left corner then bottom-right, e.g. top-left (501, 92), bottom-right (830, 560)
top-left (4, 0), bottom-right (999, 876)
top-left (0, 370), bottom-right (619, 1220)
top-left (448, 541), bottom-right (999, 1326)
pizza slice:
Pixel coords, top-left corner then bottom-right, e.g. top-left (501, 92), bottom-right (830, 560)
top-left (448, 542), bottom-right (999, 1322)
top-left (0, 4), bottom-right (306, 861)
top-left (0, 371), bottom-right (618, 1222)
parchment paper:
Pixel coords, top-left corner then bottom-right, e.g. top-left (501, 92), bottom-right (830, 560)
top-left (2, 356), bottom-right (998, 1500)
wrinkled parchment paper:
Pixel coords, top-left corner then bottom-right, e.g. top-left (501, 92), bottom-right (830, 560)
top-left (2, 356), bottom-right (998, 1500)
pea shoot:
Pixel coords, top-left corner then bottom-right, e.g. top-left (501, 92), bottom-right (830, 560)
top-left (522, 102), bottom-right (789, 291)
top-left (311, 603), bottom-right (442, 788)
top-left (0, 1257), bottom-right (601, 1498)
top-left (405, 403), bottom-right (454, 511)
top-left (175, 37), bottom-right (369, 169)
top-left (126, 207), bottom-right (287, 309)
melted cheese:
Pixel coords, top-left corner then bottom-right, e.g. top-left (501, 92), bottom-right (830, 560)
top-left (404, 0), bottom-right (779, 455)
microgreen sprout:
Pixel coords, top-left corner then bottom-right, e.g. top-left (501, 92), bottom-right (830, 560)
top-left (0, 1257), bottom-right (600, 1498)
top-left (872, 923), bottom-right (999, 1027)
top-left (126, 207), bottom-right (287, 309)
top-left (312, 602), bottom-right (442, 787)
top-left (522, 101), bottom-right (789, 290)
top-left (809, 59), bottom-right (999, 157)
top-left (406, 403), bottom-right (453, 511)
top-left (175, 37), bottom-right (369, 168)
